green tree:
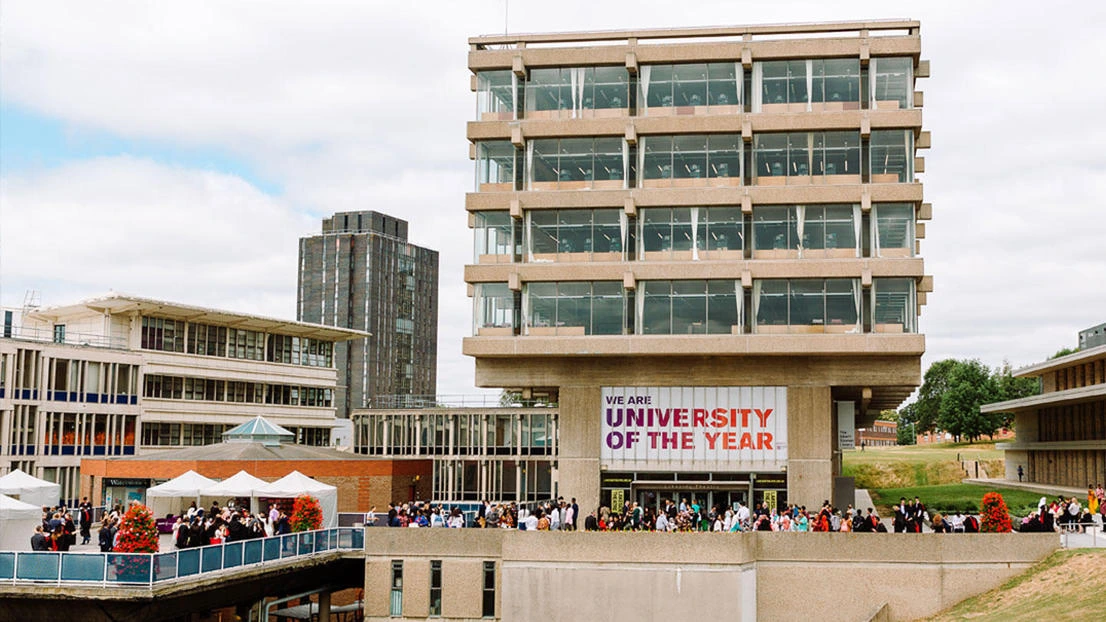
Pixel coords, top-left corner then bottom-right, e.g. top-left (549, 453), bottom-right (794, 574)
top-left (915, 358), bottom-right (960, 432)
top-left (991, 360), bottom-right (1041, 430)
top-left (896, 402), bottom-right (917, 445)
top-left (936, 359), bottom-right (998, 442)
top-left (1049, 347), bottom-right (1077, 359)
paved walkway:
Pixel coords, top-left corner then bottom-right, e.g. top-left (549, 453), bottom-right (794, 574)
top-left (962, 478), bottom-right (1086, 499)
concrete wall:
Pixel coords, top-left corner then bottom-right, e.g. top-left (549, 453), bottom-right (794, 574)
top-left (363, 529), bottom-right (1058, 622)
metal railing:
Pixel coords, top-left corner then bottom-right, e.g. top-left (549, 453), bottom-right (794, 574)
top-left (0, 527), bottom-right (364, 587)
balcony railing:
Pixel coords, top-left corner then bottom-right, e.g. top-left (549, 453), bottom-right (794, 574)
top-left (0, 527), bottom-right (363, 587)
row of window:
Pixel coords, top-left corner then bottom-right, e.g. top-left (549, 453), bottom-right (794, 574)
top-left (476, 57), bottom-right (913, 120)
top-left (474, 204), bottom-right (916, 263)
top-left (474, 278), bottom-right (917, 336)
top-left (140, 317), bottom-right (335, 368)
top-left (390, 559), bottom-right (495, 618)
top-left (476, 130), bottom-right (913, 192)
top-left (355, 412), bottom-right (557, 456)
top-left (140, 422), bottom-right (331, 447)
top-left (143, 374), bottom-right (334, 407)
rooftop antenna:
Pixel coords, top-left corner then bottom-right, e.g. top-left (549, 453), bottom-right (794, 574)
top-left (22, 289), bottom-right (40, 315)
top-left (504, 0), bottom-right (509, 35)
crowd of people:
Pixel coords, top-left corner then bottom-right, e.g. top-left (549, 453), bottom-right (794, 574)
top-left (170, 501), bottom-right (287, 549)
top-left (1019, 485), bottom-right (1105, 533)
top-left (29, 497), bottom-right (94, 551)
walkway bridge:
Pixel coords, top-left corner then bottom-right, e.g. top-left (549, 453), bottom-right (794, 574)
top-left (0, 527), bottom-right (365, 621)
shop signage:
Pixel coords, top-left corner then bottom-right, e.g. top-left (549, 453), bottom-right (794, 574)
top-left (104, 478), bottom-right (148, 487)
top-left (601, 387), bottom-right (787, 468)
top-left (755, 474), bottom-right (787, 487)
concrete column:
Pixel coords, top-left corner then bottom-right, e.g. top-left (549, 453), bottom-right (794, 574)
top-left (786, 386), bottom-right (833, 508)
top-left (318, 591), bottom-right (331, 620)
top-left (556, 386), bottom-right (602, 515)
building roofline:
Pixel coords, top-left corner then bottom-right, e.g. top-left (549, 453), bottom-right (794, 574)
top-left (1010, 343), bottom-right (1106, 378)
top-left (27, 293), bottom-right (370, 341)
top-left (981, 383), bottom-right (1106, 414)
top-left (470, 19), bottom-right (919, 47)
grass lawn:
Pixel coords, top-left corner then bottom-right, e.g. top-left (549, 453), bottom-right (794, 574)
top-left (922, 549), bottom-right (1106, 621)
top-left (869, 483), bottom-right (1046, 517)
top-left (845, 441), bottom-right (1001, 465)
top-left (842, 441), bottom-right (1005, 489)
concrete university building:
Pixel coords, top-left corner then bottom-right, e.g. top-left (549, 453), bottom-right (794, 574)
top-left (460, 19), bottom-right (931, 514)
top-left (298, 211), bottom-right (440, 419)
top-left (984, 328), bottom-right (1106, 487)
top-left (0, 293), bottom-right (365, 507)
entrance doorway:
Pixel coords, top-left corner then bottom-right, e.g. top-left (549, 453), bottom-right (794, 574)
top-left (632, 481), bottom-right (750, 515)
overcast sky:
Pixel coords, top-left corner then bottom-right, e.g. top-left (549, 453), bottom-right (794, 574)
top-left (1, 1), bottom-right (1104, 400)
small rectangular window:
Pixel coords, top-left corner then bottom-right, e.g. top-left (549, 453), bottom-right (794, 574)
top-left (429, 560), bottom-right (442, 617)
top-left (390, 560), bottom-right (403, 616)
top-left (482, 561), bottom-right (495, 618)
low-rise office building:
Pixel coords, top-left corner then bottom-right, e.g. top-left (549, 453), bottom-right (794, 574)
top-left (984, 339), bottom-right (1106, 487)
top-left (0, 293), bottom-right (366, 505)
top-left (857, 419), bottom-right (898, 447)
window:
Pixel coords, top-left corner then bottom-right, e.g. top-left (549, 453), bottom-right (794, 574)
top-left (141, 317), bottom-right (185, 352)
top-left (528, 138), bottom-right (627, 190)
top-left (799, 205), bottom-right (861, 258)
top-left (640, 63), bottom-right (741, 115)
top-left (476, 70), bottom-right (517, 121)
top-left (638, 207), bottom-right (743, 261)
top-left (752, 206), bottom-right (800, 258)
top-left (227, 329), bottom-right (264, 361)
top-left (482, 561), bottom-right (496, 617)
top-left (474, 283), bottom-right (516, 336)
top-left (811, 59), bottom-right (861, 110)
top-left (527, 209), bottom-right (624, 262)
top-left (757, 60), bottom-right (808, 111)
top-left (526, 66), bottom-right (629, 119)
top-left (871, 57), bottom-right (913, 110)
top-left (872, 203), bottom-right (915, 257)
top-left (873, 278), bottom-right (917, 333)
top-left (639, 280), bottom-right (740, 335)
top-left (525, 282), bottom-right (625, 336)
top-left (639, 135), bottom-right (741, 188)
top-left (476, 141), bottom-right (517, 192)
top-left (390, 560), bottom-right (403, 616)
top-left (870, 130), bottom-right (913, 183)
top-left (52, 325), bottom-right (65, 344)
top-left (753, 279), bottom-right (861, 333)
top-left (474, 211), bottom-right (515, 263)
top-left (187, 323), bottom-right (227, 356)
top-left (753, 132), bottom-right (860, 185)
top-left (429, 560), bottom-right (442, 617)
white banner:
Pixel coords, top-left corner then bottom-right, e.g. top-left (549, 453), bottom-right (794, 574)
top-left (837, 401), bottom-right (855, 450)
top-left (600, 387), bottom-right (787, 470)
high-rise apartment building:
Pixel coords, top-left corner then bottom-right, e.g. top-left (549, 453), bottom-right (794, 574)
top-left (298, 211), bottom-right (439, 419)
top-left (464, 20), bottom-right (931, 511)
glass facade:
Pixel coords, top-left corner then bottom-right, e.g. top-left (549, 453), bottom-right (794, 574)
top-left (528, 138), bottom-right (627, 190)
top-left (476, 70), bottom-right (517, 121)
top-left (476, 141), bottom-right (518, 192)
top-left (639, 207), bottom-right (743, 261)
top-left (871, 57), bottom-right (913, 110)
top-left (526, 209), bottom-right (624, 262)
top-left (473, 283), bottom-right (517, 336)
top-left (525, 282), bottom-right (625, 336)
top-left (754, 279), bottom-right (861, 333)
top-left (639, 135), bottom-right (742, 188)
top-left (870, 130), bottom-right (914, 183)
top-left (473, 211), bottom-right (515, 263)
top-left (872, 203), bottom-right (915, 257)
top-left (638, 280), bottom-right (741, 335)
top-left (526, 66), bottom-right (630, 119)
top-left (753, 132), bottom-right (861, 185)
top-left (872, 278), bottom-right (917, 333)
top-left (639, 63), bottom-right (742, 115)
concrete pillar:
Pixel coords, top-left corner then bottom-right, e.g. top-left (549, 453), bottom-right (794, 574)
top-left (786, 386), bottom-right (833, 508)
top-left (318, 591), bottom-right (331, 620)
top-left (557, 386), bottom-right (602, 515)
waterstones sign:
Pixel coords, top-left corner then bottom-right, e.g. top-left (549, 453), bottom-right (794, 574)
top-left (601, 387), bottom-right (787, 468)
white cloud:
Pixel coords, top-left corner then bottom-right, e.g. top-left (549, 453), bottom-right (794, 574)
top-left (2, 0), bottom-right (1106, 399)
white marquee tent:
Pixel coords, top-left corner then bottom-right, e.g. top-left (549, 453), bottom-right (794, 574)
top-left (0, 494), bottom-right (43, 551)
top-left (145, 470), bottom-right (218, 518)
top-left (200, 470), bottom-right (270, 514)
top-left (258, 471), bottom-right (338, 529)
top-left (0, 469), bottom-right (61, 509)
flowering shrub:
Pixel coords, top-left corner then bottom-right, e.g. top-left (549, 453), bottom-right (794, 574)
top-left (114, 503), bottom-right (159, 553)
top-left (980, 492), bottom-right (1013, 533)
top-left (290, 494), bottom-right (323, 532)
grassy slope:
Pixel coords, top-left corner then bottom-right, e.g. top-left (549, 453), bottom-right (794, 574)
top-left (869, 483), bottom-right (1044, 516)
top-left (919, 549), bottom-right (1106, 621)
